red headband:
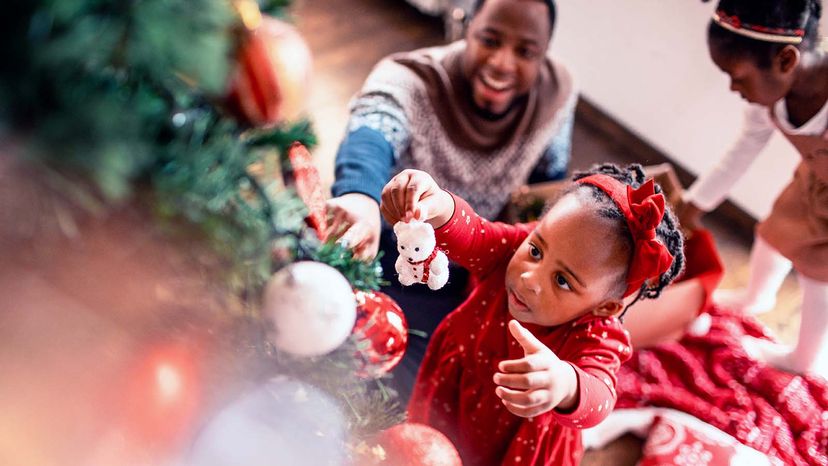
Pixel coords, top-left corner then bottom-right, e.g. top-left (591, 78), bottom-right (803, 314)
top-left (575, 174), bottom-right (674, 298)
top-left (712, 10), bottom-right (805, 45)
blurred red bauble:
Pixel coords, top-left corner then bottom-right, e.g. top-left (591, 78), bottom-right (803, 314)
top-left (118, 341), bottom-right (202, 450)
top-left (227, 14), bottom-right (312, 127)
top-left (371, 422), bottom-right (462, 466)
top-left (352, 290), bottom-right (408, 378)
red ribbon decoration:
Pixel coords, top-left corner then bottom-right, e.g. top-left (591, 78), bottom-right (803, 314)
top-left (287, 142), bottom-right (328, 240)
top-left (576, 175), bottom-right (674, 298)
top-left (227, 31), bottom-right (282, 126)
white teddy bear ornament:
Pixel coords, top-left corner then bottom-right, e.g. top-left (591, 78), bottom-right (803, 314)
top-left (393, 218), bottom-right (449, 291)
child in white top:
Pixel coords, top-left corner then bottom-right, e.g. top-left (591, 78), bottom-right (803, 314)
top-left (681, 0), bottom-right (828, 377)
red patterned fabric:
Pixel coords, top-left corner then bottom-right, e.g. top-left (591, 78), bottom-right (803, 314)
top-left (407, 194), bottom-right (632, 466)
top-left (639, 415), bottom-right (738, 466)
top-left (616, 306), bottom-right (828, 466)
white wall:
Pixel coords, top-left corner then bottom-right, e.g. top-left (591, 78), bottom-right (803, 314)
top-left (552, 0), bottom-right (827, 219)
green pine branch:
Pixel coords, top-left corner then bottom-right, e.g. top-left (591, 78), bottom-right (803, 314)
top-left (245, 119), bottom-right (318, 157)
top-left (3, 0), bottom-right (403, 440)
top-left (303, 241), bottom-right (387, 291)
top-left (268, 337), bottom-right (405, 436)
top-left (257, 0), bottom-right (293, 17)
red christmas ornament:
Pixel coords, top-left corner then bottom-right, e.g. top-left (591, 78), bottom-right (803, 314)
top-left (352, 290), bottom-right (408, 378)
top-left (226, 13), bottom-right (312, 127)
top-left (116, 341), bottom-right (202, 450)
top-left (286, 142), bottom-right (327, 239)
top-left (371, 423), bottom-right (462, 466)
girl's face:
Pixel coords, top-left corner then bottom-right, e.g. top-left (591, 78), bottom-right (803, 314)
top-left (504, 193), bottom-right (630, 327)
top-left (463, 0), bottom-right (552, 116)
top-left (708, 42), bottom-right (798, 106)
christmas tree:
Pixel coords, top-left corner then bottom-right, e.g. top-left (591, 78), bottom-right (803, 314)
top-left (0, 1), bottom-right (466, 464)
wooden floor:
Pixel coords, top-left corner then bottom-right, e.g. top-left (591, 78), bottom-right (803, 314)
top-left (294, 0), bottom-right (444, 189)
top-left (293, 0), bottom-right (802, 463)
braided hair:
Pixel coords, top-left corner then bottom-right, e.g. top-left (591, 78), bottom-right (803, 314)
top-left (568, 163), bottom-right (686, 307)
top-left (471, 0), bottom-right (557, 34)
top-left (704, 0), bottom-right (823, 68)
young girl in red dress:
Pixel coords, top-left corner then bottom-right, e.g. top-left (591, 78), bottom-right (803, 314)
top-left (380, 164), bottom-right (685, 465)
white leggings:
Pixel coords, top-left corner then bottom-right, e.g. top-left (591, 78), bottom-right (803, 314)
top-left (743, 236), bottom-right (792, 308)
top-left (741, 237), bottom-right (828, 374)
top-left (791, 274), bottom-right (828, 373)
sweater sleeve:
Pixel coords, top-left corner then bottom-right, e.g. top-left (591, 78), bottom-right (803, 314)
top-left (552, 316), bottom-right (632, 429)
top-left (434, 193), bottom-right (534, 277)
top-left (528, 92), bottom-right (576, 184)
top-left (684, 104), bottom-right (775, 211)
top-left (330, 72), bottom-right (412, 202)
top-left (330, 127), bottom-right (395, 203)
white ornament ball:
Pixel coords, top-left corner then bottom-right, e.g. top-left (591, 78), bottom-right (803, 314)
top-left (263, 261), bottom-right (356, 356)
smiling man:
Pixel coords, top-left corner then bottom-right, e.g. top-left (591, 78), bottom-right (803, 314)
top-left (326, 0), bottom-right (577, 404)
top-left (464, 0), bottom-right (555, 117)
top-left (328, 0), bottom-right (575, 256)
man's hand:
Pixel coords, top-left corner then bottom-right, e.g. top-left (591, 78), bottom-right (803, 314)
top-left (325, 193), bottom-right (381, 260)
top-left (493, 320), bottom-right (579, 418)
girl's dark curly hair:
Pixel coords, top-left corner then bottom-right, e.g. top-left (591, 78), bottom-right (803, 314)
top-left (703, 0), bottom-right (823, 68)
top-left (568, 163), bottom-right (686, 308)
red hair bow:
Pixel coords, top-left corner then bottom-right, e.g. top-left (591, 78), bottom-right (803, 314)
top-left (576, 175), bottom-right (674, 298)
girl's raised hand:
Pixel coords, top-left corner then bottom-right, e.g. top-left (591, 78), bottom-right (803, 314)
top-left (380, 169), bottom-right (453, 227)
top-left (493, 320), bottom-right (579, 418)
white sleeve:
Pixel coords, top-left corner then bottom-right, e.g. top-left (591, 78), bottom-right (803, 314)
top-left (684, 105), bottom-right (776, 211)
